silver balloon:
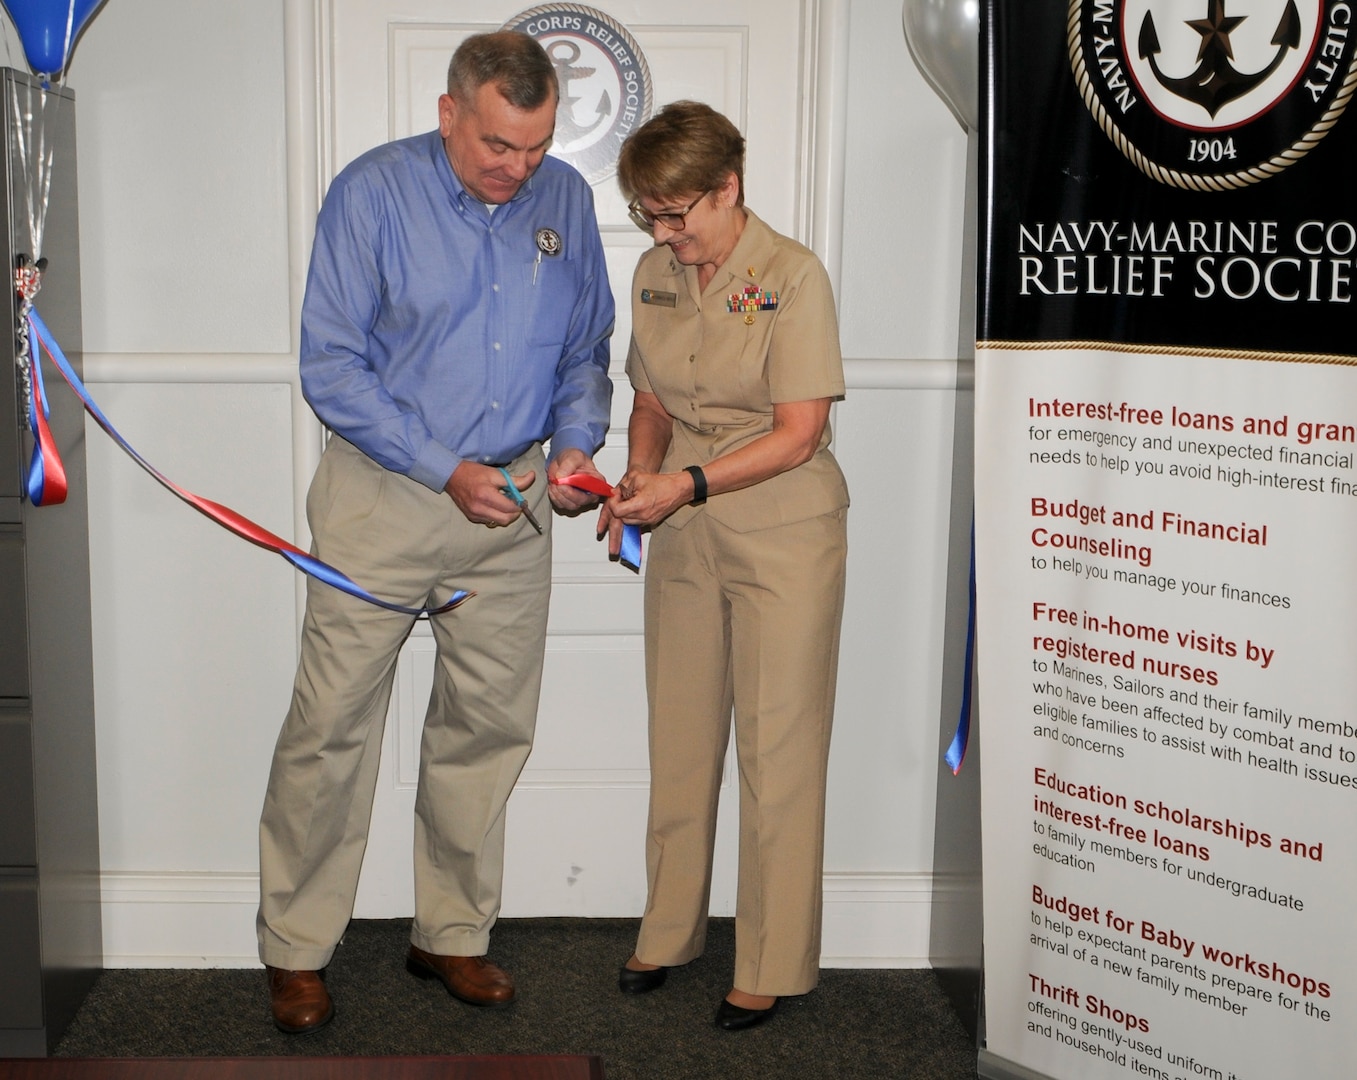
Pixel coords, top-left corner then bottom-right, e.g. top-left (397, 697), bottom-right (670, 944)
top-left (902, 0), bottom-right (979, 131)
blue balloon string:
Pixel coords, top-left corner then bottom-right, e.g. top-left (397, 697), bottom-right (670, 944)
top-left (24, 356), bottom-right (47, 503)
top-left (944, 519), bottom-right (976, 775)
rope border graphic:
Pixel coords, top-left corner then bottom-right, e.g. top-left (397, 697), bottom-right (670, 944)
top-left (1067, 0), bottom-right (1357, 191)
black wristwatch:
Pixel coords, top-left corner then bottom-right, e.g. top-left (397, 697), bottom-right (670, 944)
top-left (683, 465), bottom-right (708, 505)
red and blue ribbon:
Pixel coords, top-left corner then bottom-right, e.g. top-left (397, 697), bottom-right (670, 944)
top-left (22, 323), bottom-right (67, 505)
top-left (25, 305), bottom-right (470, 617)
top-left (552, 471), bottom-right (643, 571)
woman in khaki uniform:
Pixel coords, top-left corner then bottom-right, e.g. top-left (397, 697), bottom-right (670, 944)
top-left (600, 101), bottom-right (849, 1031)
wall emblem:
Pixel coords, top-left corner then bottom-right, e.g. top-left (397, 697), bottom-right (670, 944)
top-left (1068, 0), bottom-right (1356, 189)
top-left (502, 4), bottom-right (654, 184)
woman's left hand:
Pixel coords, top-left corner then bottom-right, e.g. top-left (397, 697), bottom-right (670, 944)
top-left (595, 468), bottom-right (692, 556)
top-left (609, 469), bottom-right (693, 527)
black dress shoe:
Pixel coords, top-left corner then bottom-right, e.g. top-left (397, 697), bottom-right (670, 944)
top-left (618, 963), bottom-right (667, 993)
top-left (715, 996), bottom-right (778, 1030)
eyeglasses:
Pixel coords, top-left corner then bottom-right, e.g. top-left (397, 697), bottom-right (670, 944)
top-left (627, 191), bottom-right (711, 233)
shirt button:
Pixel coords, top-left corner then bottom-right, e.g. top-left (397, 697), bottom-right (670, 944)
top-left (689, 354), bottom-right (696, 363)
top-left (491, 401), bottom-right (500, 409)
top-left (492, 283), bottom-right (500, 292)
top-left (493, 342), bottom-right (501, 351)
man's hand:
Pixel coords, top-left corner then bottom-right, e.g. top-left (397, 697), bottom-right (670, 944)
top-left (546, 448), bottom-right (607, 514)
top-left (444, 461), bottom-right (535, 526)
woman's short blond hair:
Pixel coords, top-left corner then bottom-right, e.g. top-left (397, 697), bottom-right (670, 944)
top-left (617, 101), bottom-right (746, 208)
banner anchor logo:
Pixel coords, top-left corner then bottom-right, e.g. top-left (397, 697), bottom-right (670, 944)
top-left (1139, 0), bottom-right (1301, 117)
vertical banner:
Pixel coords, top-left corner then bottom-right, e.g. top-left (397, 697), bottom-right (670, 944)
top-left (976, 3), bottom-right (1356, 1080)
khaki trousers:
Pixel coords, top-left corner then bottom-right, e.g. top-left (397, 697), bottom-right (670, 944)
top-left (257, 438), bottom-right (551, 970)
top-left (634, 507), bottom-right (847, 996)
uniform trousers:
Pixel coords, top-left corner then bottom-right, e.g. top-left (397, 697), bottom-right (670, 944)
top-left (634, 505), bottom-right (848, 996)
top-left (257, 437), bottom-right (551, 971)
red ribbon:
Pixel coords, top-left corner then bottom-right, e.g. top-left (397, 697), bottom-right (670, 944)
top-left (26, 306), bottom-right (470, 617)
top-left (552, 471), bottom-right (643, 571)
top-left (25, 347), bottom-right (68, 505)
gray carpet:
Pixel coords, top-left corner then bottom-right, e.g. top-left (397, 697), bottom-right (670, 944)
top-left (56, 918), bottom-right (979, 1079)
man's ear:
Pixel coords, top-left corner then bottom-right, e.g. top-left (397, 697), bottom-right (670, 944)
top-left (437, 93), bottom-right (458, 138)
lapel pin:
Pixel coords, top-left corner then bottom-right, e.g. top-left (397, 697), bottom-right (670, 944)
top-left (533, 228), bottom-right (562, 284)
top-left (535, 227), bottom-right (562, 256)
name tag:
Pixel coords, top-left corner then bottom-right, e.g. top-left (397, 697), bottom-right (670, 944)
top-left (640, 288), bottom-right (677, 308)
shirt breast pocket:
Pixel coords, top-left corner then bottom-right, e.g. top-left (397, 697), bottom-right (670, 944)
top-left (524, 256), bottom-right (581, 347)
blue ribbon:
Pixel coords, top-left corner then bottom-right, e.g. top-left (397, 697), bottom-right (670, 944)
top-left (27, 306), bottom-right (471, 618)
top-left (552, 471), bottom-right (643, 571)
top-left (618, 520), bottom-right (642, 571)
top-left (944, 520), bottom-right (976, 774)
top-left (20, 311), bottom-right (68, 505)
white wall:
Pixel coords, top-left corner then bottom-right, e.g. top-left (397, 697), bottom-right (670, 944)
top-left (826, 0), bottom-right (970, 961)
top-left (47, 0), bottom-right (971, 966)
top-left (65, 0), bottom-right (311, 964)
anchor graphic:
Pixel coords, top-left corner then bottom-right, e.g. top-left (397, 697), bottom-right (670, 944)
top-left (546, 40), bottom-right (613, 146)
top-left (1138, 0), bottom-right (1301, 117)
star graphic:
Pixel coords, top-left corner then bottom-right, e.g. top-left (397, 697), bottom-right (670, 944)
top-left (1186, 0), bottom-right (1246, 62)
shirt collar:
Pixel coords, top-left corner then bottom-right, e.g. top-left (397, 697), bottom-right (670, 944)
top-left (719, 209), bottom-right (775, 287)
top-left (660, 207), bottom-right (776, 286)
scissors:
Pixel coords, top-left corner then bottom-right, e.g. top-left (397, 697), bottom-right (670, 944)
top-left (498, 467), bottom-right (543, 534)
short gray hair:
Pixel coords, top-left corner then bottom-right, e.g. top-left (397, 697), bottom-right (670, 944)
top-left (447, 31), bottom-right (557, 109)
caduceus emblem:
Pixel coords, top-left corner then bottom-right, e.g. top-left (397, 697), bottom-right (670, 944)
top-left (1138, 0), bottom-right (1301, 117)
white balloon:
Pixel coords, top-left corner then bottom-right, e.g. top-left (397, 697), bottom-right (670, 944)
top-left (902, 0), bottom-right (979, 131)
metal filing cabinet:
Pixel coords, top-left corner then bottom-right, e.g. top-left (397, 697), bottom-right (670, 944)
top-left (0, 69), bottom-right (102, 1057)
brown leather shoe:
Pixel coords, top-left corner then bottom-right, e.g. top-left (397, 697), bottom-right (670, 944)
top-left (406, 945), bottom-right (516, 1006)
top-left (266, 966), bottom-right (333, 1034)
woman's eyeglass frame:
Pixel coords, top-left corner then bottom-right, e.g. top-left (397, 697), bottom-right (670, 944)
top-left (626, 191), bottom-right (711, 233)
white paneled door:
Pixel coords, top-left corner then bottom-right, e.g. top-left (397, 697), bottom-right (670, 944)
top-left (320, 0), bottom-right (828, 918)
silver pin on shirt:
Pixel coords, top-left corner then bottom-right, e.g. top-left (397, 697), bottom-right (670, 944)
top-left (533, 227), bottom-right (561, 285)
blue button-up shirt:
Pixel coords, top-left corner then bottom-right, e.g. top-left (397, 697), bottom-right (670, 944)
top-left (299, 130), bottom-right (614, 492)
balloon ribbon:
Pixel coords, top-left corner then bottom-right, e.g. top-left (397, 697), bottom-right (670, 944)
top-left (26, 305), bottom-right (469, 617)
top-left (944, 521), bottom-right (976, 774)
top-left (23, 323), bottom-right (67, 505)
top-left (551, 471), bottom-right (642, 571)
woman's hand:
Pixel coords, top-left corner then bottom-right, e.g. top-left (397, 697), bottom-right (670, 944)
top-left (596, 468), bottom-right (693, 557)
top-left (614, 469), bottom-right (694, 526)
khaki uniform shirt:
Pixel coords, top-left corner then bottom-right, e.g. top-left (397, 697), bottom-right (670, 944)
top-left (625, 209), bottom-right (849, 532)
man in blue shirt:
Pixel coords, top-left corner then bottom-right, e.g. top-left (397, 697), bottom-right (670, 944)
top-left (256, 31), bottom-right (614, 1034)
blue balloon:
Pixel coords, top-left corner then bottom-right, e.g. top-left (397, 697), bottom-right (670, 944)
top-left (2, 0), bottom-right (104, 76)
